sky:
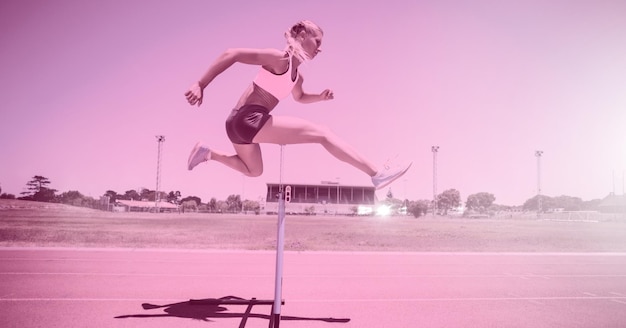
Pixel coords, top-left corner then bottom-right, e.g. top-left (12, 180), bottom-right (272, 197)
top-left (1, 0), bottom-right (625, 206)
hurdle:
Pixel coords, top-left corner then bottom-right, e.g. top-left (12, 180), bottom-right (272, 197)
top-left (189, 145), bottom-right (287, 328)
top-left (270, 144), bottom-right (287, 327)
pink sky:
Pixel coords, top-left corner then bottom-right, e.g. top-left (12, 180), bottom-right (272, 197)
top-left (1, 0), bottom-right (625, 206)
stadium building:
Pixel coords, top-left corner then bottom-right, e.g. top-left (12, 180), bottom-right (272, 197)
top-left (263, 181), bottom-right (376, 215)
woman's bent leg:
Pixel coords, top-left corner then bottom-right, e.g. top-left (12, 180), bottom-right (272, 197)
top-left (196, 143), bottom-right (264, 177)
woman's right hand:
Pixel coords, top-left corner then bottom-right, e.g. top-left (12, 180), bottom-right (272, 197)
top-left (184, 82), bottom-right (204, 107)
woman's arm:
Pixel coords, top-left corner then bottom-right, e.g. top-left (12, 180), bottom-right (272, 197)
top-left (185, 48), bottom-right (285, 107)
top-left (291, 76), bottom-right (334, 104)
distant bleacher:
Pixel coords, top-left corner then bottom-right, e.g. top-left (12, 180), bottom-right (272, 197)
top-left (264, 182), bottom-right (376, 215)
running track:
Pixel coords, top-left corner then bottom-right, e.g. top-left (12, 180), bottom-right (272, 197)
top-left (1, 248), bottom-right (625, 328)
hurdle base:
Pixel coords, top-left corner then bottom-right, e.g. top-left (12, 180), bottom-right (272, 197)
top-left (188, 297), bottom-right (283, 306)
top-left (270, 312), bottom-right (281, 328)
top-left (189, 297), bottom-right (284, 327)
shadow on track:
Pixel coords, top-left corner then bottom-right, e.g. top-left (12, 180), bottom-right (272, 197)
top-left (115, 295), bottom-right (350, 327)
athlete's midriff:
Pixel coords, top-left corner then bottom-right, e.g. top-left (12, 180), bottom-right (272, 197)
top-left (234, 83), bottom-right (280, 112)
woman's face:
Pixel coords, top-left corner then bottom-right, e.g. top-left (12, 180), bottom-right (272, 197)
top-left (299, 29), bottom-right (323, 59)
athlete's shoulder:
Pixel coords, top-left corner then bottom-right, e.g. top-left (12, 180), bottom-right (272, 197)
top-left (226, 47), bottom-right (283, 58)
top-left (226, 48), bottom-right (287, 66)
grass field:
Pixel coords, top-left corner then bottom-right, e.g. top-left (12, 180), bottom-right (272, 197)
top-left (1, 199), bottom-right (625, 252)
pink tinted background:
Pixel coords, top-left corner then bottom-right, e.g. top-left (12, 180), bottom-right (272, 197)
top-left (1, 0), bottom-right (625, 205)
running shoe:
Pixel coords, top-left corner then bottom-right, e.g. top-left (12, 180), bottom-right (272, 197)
top-left (187, 142), bottom-right (212, 171)
top-left (372, 161), bottom-right (412, 190)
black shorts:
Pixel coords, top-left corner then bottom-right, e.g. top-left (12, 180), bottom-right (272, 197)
top-left (225, 104), bottom-right (272, 144)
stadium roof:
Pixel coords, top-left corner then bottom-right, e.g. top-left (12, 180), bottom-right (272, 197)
top-left (265, 182), bottom-right (375, 189)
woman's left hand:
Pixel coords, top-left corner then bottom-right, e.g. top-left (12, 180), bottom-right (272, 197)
top-left (320, 89), bottom-right (334, 101)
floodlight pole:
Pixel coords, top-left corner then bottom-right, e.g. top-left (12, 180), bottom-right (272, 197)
top-left (613, 170), bottom-right (616, 195)
top-left (432, 146), bottom-right (439, 217)
top-left (155, 135), bottom-right (165, 212)
top-left (336, 177), bottom-right (340, 215)
top-left (535, 150), bottom-right (543, 219)
top-left (242, 174), bottom-right (246, 213)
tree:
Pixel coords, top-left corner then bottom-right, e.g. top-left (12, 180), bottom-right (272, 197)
top-left (226, 194), bottom-right (242, 213)
top-left (552, 195), bottom-right (583, 211)
top-left (386, 188), bottom-right (394, 200)
top-left (137, 188), bottom-right (165, 202)
top-left (26, 176), bottom-right (51, 193)
top-left (380, 188), bottom-right (403, 214)
top-left (167, 191), bottom-right (181, 204)
top-left (465, 192), bottom-right (496, 213)
top-left (0, 193), bottom-right (16, 199)
top-left (523, 195), bottom-right (555, 212)
top-left (182, 200), bottom-right (198, 212)
top-left (582, 199), bottom-right (602, 211)
top-left (123, 189), bottom-right (141, 201)
top-left (523, 194), bottom-right (587, 212)
top-left (436, 189), bottom-right (461, 215)
top-left (103, 190), bottom-right (119, 203)
top-left (33, 188), bottom-right (57, 202)
top-left (20, 176), bottom-right (56, 202)
top-left (242, 199), bottom-right (261, 214)
top-left (208, 198), bottom-right (217, 212)
top-left (216, 200), bottom-right (228, 213)
top-left (408, 200), bottom-right (431, 218)
top-left (58, 190), bottom-right (85, 206)
top-left (181, 196), bottom-right (202, 206)
top-left (140, 188), bottom-right (153, 201)
top-left (50, 190), bottom-right (95, 208)
top-left (0, 184), bottom-right (15, 199)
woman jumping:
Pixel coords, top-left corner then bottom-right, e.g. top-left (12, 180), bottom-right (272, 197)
top-left (185, 20), bottom-right (411, 190)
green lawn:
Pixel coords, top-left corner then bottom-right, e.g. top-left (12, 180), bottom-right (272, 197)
top-left (1, 199), bottom-right (625, 252)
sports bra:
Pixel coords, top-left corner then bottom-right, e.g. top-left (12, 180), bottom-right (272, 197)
top-left (252, 56), bottom-right (298, 100)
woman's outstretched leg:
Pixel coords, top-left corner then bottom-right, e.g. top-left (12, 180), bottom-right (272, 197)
top-left (253, 116), bottom-right (378, 176)
top-left (253, 115), bottom-right (411, 189)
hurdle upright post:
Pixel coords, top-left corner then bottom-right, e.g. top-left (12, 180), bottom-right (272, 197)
top-left (270, 145), bottom-right (286, 328)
